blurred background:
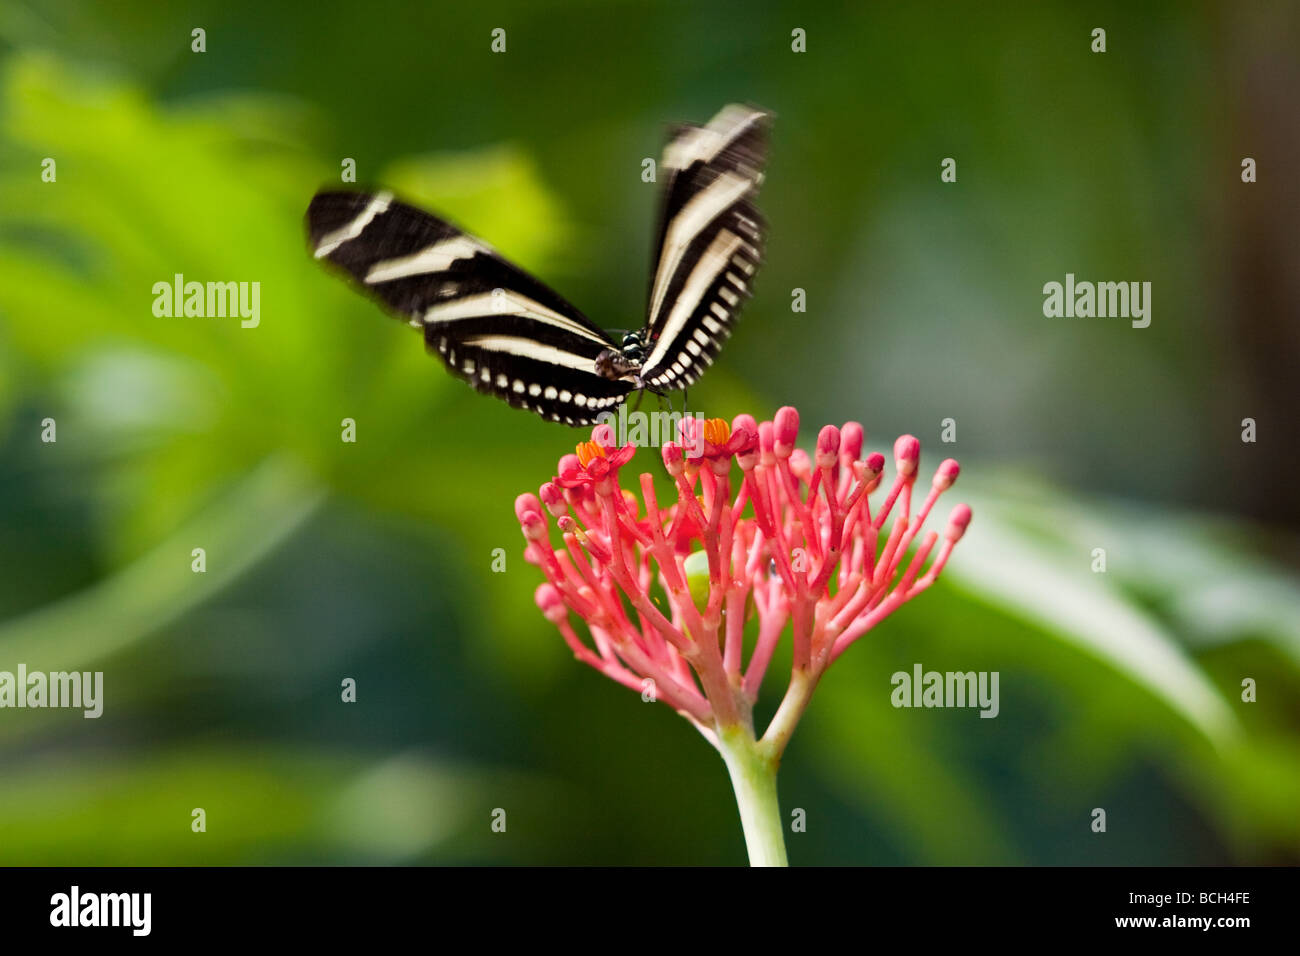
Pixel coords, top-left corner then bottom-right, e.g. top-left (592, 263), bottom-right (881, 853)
top-left (0, 0), bottom-right (1297, 864)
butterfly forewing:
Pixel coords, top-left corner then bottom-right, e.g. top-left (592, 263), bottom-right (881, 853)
top-left (307, 191), bottom-right (632, 425)
top-left (639, 105), bottom-right (769, 391)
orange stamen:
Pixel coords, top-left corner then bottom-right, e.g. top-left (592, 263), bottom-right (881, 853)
top-left (703, 418), bottom-right (731, 447)
top-left (575, 440), bottom-right (607, 468)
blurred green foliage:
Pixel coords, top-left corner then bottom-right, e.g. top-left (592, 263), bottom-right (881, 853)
top-left (0, 1), bottom-right (1296, 864)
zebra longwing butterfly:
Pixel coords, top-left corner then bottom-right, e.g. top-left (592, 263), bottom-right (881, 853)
top-left (306, 104), bottom-right (769, 426)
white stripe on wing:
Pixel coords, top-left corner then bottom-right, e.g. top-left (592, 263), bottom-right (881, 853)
top-left (314, 192), bottom-right (393, 258)
top-left (643, 228), bottom-right (743, 374)
top-left (662, 105), bottom-right (765, 171)
top-left (646, 171), bottom-right (754, 326)
top-left (364, 235), bottom-right (488, 283)
top-left (424, 291), bottom-right (611, 346)
top-left (459, 334), bottom-right (602, 373)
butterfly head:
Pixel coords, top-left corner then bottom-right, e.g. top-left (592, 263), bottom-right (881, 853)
top-left (620, 330), bottom-right (648, 364)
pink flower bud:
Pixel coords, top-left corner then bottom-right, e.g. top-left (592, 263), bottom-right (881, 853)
top-left (773, 406), bottom-right (799, 458)
top-left (733, 419), bottom-right (759, 469)
top-left (945, 504), bottom-right (972, 542)
top-left (815, 424), bottom-right (841, 468)
top-left (758, 420), bottom-right (775, 464)
top-left (728, 425), bottom-right (757, 455)
top-left (840, 421), bottom-right (864, 461)
top-left (893, 434), bottom-right (920, 480)
top-left (557, 453), bottom-right (583, 484)
top-left (731, 413), bottom-right (758, 440)
top-left (515, 492), bottom-right (542, 524)
top-left (517, 498), bottom-right (548, 541)
top-left (534, 583), bottom-right (568, 624)
top-left (662, 441), bottom-right (685, 477)
top-left (520, 513), bottom-right (546, 540)
top-left (789, 448), bottom-right (811, 481)
top-left (538, 481), bottom-right (567, 517)
top-left (932, 458), bottom-right (960, 492)
top-left (856, 452), bottom-right (886, 492)
top-left (591, 422), bottom-right (616, 449)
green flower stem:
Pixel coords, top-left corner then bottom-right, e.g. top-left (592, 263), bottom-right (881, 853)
top-left (717, 724), bottom-right (788, 867)
top-left (760, 668), bottom-right (818, 757)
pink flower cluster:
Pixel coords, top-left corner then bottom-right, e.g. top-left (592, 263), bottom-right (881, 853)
top-left (515, 407), bottom-right (971, 753)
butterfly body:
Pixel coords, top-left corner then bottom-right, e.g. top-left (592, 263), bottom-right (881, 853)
top-left (307, 104), bottom-right (770, 426)
top-left (589, 329), bottom-right (651, 385)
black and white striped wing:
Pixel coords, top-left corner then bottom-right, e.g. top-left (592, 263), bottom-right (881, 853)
top-left (639, 105), bottom-right (769, 392)
top-left (307, 191), bottom-right (634, 425)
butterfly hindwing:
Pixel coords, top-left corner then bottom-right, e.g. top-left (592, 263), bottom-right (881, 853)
top-left (306, 191), bottom-right (633, 425)
top-left (640, 105), bottom-right (769, 391)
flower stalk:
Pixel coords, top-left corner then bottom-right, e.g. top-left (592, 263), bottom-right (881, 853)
top-left (517, 406), bottom-right (971, 865)
top-left (717, 724), bottom-right (787, 867)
